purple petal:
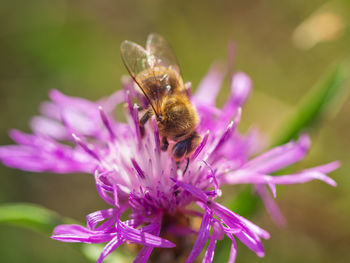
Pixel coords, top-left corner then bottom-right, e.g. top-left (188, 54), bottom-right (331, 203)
top-left (97, 235), bottom-right (125, 263)
top-left (61, 106), bottom-right (100, 137)
top-left (235, 231), bottom-right (264, 258)
top-left (172, 179), bottom-right (208, 202)
top-left (209, 202), bottom-right (268, 257)
top-left (39, 101), bottom-right (60, 120)
top-left (47, 89), bottom-right (105, 137)
top-left (223, 170), bottom-right (266, 184)
top-left (50, 89), bottom-right (121, 119)
top-left (72, 133), bottom-right (100, 161)
top-left (30, 116), bottom-right (67, 140)
top-left (94, 171), bottom-right (117, 206)
top-left (228, 237), bottom-right (237, 263)
top-left (195, 104), bottom-right (222, 133)
top-left (201, 221), bottom-right (226, 263)
top-left (86, 208), bottom-right (116, 230)
top-left (225, 168), bottom-right (337, 187)
top-left (95, 183), bottom-right (115, 207)
top-left (97, 90), bottom-right (125, 113)
top-left (113, 184), bottom-right (120, 208)
top-left (0, 131), bottom-right (93, 173)
top-left (133, 217), bottom-right (162, 263)
top-left (243, 134), bottom-right (311, 173)
top-left (202, 233), bottom-right (217, 263)
top-left (39, 89), bottom-right (122, 141)
top-left (255, 185), bottom-right (286, 227)
top-left (194, 64), bottom-right (224, 106)
top-left (119, 223), bottom-right (175, 248)
top-left (185, 209), bottom-right (212, 263)
top-left (221, 72), bottom-right (251, 124)
top-left (49, 89), bottom-right (96, 109)
top-left (232, 211), bottom-right (270, 240)
top-left (268, 171), bottom-right (337, 187)
top-left (7, 130), bottom-right (81, 168)
top-left (230, 72), bottom-right (251, 105)
top-left (51, 224), bottom-right (115, 243)
top-left (268, 183), bottom-right (277, 198)
top-left (122, 76), bottom-right (148, 107)
top-left (301, 161), bottom-right (340, 174)
top-left (9, 129), bottom-right (63, 147)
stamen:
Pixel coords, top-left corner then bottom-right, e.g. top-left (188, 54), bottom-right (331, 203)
top-left (72, 133), bottom-right (100, 161)
top-left (125, 90), bottom-right (133, 114)
top-left (203, 160), bottom-right (222, 198)
top-left (191, 130), bottom-right (210, 161)
top-left (131, 158), bottom-right (145, 179)
top-left (98, 106), bottom-right (116, 140)
top-left (131, 104), bottom-right (142, 147)
top-left (268, 183), bottom-right (276, 198)
top-left (113, 184), bottom-right (120, 209)
top-left (60, 112), bottom-right (79, 141)
top-left (152, 117), bottom-right (160, 155)
top-left (211, 108), bottom-right (241, 155)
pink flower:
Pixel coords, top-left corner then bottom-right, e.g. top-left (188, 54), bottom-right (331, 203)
top-left (0, 59), bottom-right (338, 263)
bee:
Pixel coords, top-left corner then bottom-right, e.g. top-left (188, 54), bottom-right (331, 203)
top-left (120, 34), bottom-right (201, 168)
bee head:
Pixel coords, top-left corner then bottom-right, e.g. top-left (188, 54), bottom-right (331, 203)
top-left (172, 131), bottom-right (201, 161)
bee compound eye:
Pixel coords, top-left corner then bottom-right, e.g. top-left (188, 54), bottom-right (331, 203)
top-left (172, 141), bottom-right (187, 160)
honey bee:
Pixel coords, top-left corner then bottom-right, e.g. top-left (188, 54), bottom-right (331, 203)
top-left (120, 34), bottom-right (201, 168)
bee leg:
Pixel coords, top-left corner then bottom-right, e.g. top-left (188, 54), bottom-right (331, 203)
top-left (139, 108), bottom-right (152, 137)
top-left (161, 136), bottom-right (169, 151)
top-left (137, 104), bottom-right (145, 111)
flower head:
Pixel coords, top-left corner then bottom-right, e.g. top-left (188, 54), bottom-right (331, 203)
top-left (0, 58), bottom-right (338, 263)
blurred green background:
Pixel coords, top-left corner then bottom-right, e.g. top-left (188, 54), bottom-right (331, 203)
top-left (1, 0), bottom-right (350, 262)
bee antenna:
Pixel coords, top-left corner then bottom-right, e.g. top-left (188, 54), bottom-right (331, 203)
top-left (146, 99), bottom-right (160, 119)
top-left (183, 158), bottom-right (190, 175)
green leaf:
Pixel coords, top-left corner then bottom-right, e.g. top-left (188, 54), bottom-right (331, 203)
top-left (271, 63), bottom-right (348, 146)
top-left (0, 203), bottom-right (76, 235)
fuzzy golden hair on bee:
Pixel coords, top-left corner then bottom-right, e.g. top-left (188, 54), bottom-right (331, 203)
top-left (158, 95), bottom-right (199, 140)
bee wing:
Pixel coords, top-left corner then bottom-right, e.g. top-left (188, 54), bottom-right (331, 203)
top-left (146, 33), bottom-right (181, 74)
top-left (121, 40), bottom-right (153, 77)
top-left (120, 40), bottom-right (161, 116)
